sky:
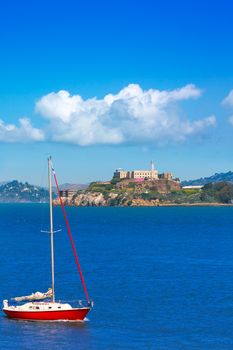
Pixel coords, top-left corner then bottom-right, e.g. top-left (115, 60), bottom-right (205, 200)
top-left (1, 0), bottom-right (233, 185)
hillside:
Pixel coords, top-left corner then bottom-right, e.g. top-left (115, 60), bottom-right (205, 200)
top-left (54, 179), bottom-right (233, 207)
top-left (182, 171), bottom-right (233, 186)
top-left (0, 180), bottom-right (49, 203)
top-left (54, 178), bottom-right (181, 206)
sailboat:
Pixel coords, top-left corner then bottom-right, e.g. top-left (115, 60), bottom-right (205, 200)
top-left (2, 156), bottom-right (93, 321)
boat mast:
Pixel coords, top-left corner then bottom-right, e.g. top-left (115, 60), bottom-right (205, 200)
top-left (48, 156), bottom-right (55, 302)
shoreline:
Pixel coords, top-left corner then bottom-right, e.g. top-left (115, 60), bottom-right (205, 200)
top-left (1, 201), bottom-right (233, 207)
top-left (54, 202), bottom-right (233, 207)
top-left (154, 202), bottom-right (233, 207)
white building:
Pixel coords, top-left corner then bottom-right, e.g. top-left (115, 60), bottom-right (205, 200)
top-left (113, 161), bottom-right (159, 180)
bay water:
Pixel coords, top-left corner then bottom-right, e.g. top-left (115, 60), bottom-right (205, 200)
top-left (0, 205), bottom-right (233, 349)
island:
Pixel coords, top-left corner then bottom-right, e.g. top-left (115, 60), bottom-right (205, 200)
top-left (53, 165), bottom-right (233, 207)
top-left (2, 168), bottom-right (233, 206)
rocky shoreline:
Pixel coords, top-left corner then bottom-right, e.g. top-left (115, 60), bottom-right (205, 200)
top-left (53, 195), bottom-right (233, 207)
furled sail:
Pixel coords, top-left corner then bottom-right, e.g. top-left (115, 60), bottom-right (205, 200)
top-left (13, 288), bottom-right (53, 302)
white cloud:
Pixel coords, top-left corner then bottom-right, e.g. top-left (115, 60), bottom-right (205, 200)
top-left (0, 118), bottom-right (44, 143)
top-left (229, 116), bottom-right (233, 125)
top-left (222, 90), bottom-right (233, 107)
top-left (36, 83), bottom-right (215, 146)
top-left (222, 90), bottom-right (233, 126)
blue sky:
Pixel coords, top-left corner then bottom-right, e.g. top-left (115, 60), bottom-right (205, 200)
top-left (1, 0), bottom-right (233, 185)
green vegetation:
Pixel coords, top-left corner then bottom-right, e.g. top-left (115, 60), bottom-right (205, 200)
top-left (89, 182), bottom-right (114, 192)
top-left (128, 182), bottom-right (137, 188)
top-left (84, 180), bottom-right (233, 206)
top-left (200, 182), bottom-right (233, 203)
top-left (140, 192), bottom-right (159, 200)
top-left (110, 178), bottom-right (121, 185)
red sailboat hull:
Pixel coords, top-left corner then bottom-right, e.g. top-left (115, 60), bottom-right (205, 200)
top-left (3, 307), bottom-right (90, 321)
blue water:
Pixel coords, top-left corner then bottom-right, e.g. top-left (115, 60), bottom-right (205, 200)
top-left (1, 205), bottom-right (233, 349)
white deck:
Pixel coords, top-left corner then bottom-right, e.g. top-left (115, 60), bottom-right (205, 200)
top-left (3, 301), bottom-right (73, 312)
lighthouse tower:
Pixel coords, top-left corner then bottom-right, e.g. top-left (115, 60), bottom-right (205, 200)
top-left (151, 160), bottom-right (154, 171)
top-left (150, 160), bottom-right (159, 180)
top-left (151, 160), bottom-right (155, 179)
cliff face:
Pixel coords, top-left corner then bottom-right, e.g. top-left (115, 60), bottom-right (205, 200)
top-left (53, 192), bottom-right (160, 207)
top-left (53, 179), bottom-right (181, 207)
top-left (54, 192), bottom-right (116, 207)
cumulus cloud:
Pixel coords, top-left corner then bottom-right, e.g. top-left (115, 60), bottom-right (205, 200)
top-left (35, 83), bottom-right (215, 146)
top-left (0, 118), bottom-right (44, 142)
top-left (222, 90), bottom-right (233, 107)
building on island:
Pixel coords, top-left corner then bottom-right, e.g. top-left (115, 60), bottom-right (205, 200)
top-left (159, 172), bottom-right (172, 180)
top-left (59, 184), bottom-right (85, 198)
top-left (59, 189), bottom-right (77, 198)
top-left (113, 169), bottom-right (129, 179)
top-left (182, 185), bottom-right (203, 190)
top-left (114, 161), bottom-right (158, 180)
top-left (113, 161), bottom-right (174, 181)
top-left (131, 169), bottom-right (158, 180)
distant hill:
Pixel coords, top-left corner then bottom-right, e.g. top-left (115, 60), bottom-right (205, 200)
top-left (182, 171), bottom-right (233, 186)
top-left (56, 183), bottom-right (88, 190)
top-left (0, 180), bottom-right (49, 203)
